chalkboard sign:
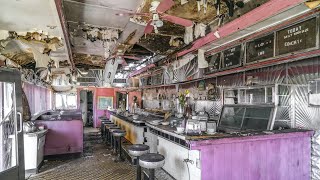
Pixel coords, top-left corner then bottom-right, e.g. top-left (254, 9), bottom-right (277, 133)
top-left (276, 17), bottom-right (317, 55)
top-left (246, 33), bottom-right (274, 63)
top-left (221, 45), bottom-right (242, 69)
top-left (205, 52), bottom-right (221, 74)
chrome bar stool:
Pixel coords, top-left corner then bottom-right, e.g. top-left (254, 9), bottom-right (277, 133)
top-left (108, 126), bottom-right (120, 150)
top-left (139, 153), bottom-right (165, 180)
top-left (102, 122), bottom-right (113, 141)
top-left (105, 124), bottom-right (118, 146)
top-left (112, 129), bottom-right (126, 162)
top-left (128, 144), bottom-right (150, 180)
top-left (100, 120), bottom-right (111, 139)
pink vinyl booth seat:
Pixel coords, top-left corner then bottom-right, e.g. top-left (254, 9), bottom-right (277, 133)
top-left (35, 119), bottom-right (83, 156)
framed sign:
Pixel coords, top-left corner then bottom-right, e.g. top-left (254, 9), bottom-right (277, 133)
top-left (98, 96), bottom-right (113, 110)
top-left (205, 52), bottom-right (221, 74)
top-left (246, 33), bottom-right (275, 64)
top-left (221, 45), bottom-right (242, 69)
top-left (276, 17), bottom-right (317, 55)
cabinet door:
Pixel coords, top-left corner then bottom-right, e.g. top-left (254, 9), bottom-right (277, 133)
top-left (37, 135), bottom-right (46, 166)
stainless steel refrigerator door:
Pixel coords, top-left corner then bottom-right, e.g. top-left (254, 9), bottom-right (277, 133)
top-left (0, 68), bottom-right (24, 180)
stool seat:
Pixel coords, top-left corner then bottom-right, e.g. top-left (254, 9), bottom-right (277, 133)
top-left (113, 130), bottom-right (126, 137)
top-left (103, 122), bottom-right (114, 125)
top-left (139, 153), bottom-right (165, 169)
top-left (99, 116), bottom-right (109, 120)
top-left (109, 127), bottom-right (120, 132)
top-left (105, 124), bottom-right (117, 128)
top-left (101, 121), bottom-right (111, 124)
top-left (128, 144), bottom-right (150, 157)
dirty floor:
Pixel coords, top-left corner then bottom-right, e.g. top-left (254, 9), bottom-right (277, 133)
top-left (27, 128), bottom-right (174, 180)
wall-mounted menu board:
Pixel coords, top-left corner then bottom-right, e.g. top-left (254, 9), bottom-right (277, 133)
top-left (221, 45), bottom-right (242, 69)
top-left (276, 17), bottom-right (317, 55)
top-left (205, 52), bottom-right (221, 74)
top-left (246, 33), bottom-right (274, 63)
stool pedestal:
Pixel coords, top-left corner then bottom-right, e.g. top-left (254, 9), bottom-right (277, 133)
top-left (103, 122), bottom-right (114, 143)
top-left (128, 144), bottom-right (150, 180)
top-left (112, 130), bottom-right (126, 162)
top-left (109, 127), bottom-right (120, 151)
top-left (100, 120), bottom-right (111, 139)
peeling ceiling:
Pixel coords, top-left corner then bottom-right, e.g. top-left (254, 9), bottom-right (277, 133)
top-left (0, 0), bottom-right (273, 88)
top-left (61, 0), bottom-right (255, 71)
top-left (0, 0), bottom-right (70, 64)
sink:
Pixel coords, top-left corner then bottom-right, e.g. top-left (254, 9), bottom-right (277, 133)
top-left (38, 115), bottom-right (57, 120)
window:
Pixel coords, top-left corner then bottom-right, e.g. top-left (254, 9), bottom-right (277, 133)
top-left (55, 93), bottom-right (77, 109)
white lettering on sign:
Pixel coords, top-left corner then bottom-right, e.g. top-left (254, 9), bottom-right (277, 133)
top-left (284, 26), bottom-right (309, 40)
top-left (258, 51), bottom-right (265, 56)
top-left (284, 39), bottom-right (303, 47)
top-left (254, 40), bottom-right (272, 48)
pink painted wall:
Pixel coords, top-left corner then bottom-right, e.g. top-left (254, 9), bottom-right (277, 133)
top-left (95, 88), bottom-right (116, 128)
top-left (76, 87), bottom-right (143, 128)
top-left (77, 87), bottom-right (117, 128)
top-left (128, 91), bottom-right (142, 111)
top-left (23, 82), bottom-right (52, 115)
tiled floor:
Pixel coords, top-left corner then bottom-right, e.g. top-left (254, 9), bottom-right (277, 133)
top-left (27, 128), bottom-right (174, 180)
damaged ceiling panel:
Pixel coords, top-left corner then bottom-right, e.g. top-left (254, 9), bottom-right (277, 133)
top-left (73, 53), bottom-right (106, 68)
top-left (63, 0), bottom-right (131, 29)
top-left (68, 22), bottom-right (119, 56)
top-left (0, 0), bottom-right (71, 65)
top-left (63, 0), bottom-right (145, 68)
top-left (61, 0), bottom-right (258, 78)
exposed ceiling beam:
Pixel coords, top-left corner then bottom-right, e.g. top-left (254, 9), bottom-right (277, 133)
top-left (55, 0), bottom-right (75, 70)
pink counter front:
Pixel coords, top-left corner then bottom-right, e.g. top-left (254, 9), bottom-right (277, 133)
top-left (35, 120), bottom-right (83, 156)
top-left (190, 130), bottom-right (313, 180)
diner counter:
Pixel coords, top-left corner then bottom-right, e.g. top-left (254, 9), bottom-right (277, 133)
top-left (33, 110), bottom-right (83, 156)
top-left (108, 111), bottom-right (163, 126)
top-left (109, 111), bottom-right (313, 180)
top-left (109, 111), bottom-right (312, 143)
top-left (146, 122), bottom-right (311, 141)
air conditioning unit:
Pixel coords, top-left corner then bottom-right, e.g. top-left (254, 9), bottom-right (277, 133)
top-left (113, 78), bottom-right (128, 87)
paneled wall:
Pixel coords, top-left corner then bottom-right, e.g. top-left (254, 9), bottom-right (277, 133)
top-left (23, 82), bottom-right (52, 115)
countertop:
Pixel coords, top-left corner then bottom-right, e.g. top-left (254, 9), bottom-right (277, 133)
top-left (24, 129), bottom-right (48, 137)
top-left (109, 112), bottom-right (312, 142)
top-left (147, 122), bottom-right (312, 142)
top-left (109, 112), bottom-right (163, 126)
